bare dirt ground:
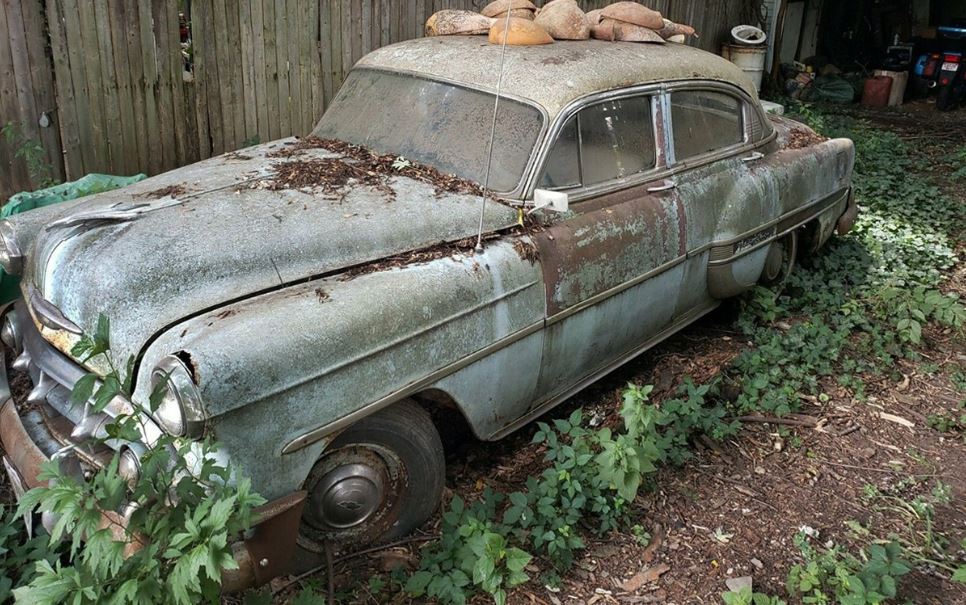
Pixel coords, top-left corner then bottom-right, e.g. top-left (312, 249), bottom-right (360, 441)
top-left (279, 105), bottom-right (966, 604)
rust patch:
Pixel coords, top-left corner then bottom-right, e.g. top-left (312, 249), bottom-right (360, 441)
top-left (314, 287), bottom-right (330, 303)
top-left (512, 238), bottom-right (540, 264)
top-left (138, 184), bottom-right (189, 199)
top-left (224, 151), bottom-right (254, 161)
top-left (174, 350), bottom-right (200, 384)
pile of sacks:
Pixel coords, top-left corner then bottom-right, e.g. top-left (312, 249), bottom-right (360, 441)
top-left (425, 0), bottom-right (697, 46)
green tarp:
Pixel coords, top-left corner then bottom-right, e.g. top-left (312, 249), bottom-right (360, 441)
top-left (0, 173), bottom-right (146, 304)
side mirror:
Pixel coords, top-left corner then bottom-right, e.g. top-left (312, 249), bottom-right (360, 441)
top-left (532, 189), bottom-right (569, 213)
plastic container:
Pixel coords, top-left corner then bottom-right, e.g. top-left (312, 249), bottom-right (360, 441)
top-left (873, 69), bottom-right (908, 106)
top-left (721, 44), bottom-right (767, 91)
top-left (861, 76), bottom-right (893, 107)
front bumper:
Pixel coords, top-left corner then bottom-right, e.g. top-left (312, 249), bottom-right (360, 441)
top-left (0, 304), bottom-right (306, 591)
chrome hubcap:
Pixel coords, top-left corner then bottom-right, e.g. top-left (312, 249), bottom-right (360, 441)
top-left (310, 462), bottom-right (385, 529)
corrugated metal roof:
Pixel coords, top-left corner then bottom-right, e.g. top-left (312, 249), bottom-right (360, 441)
top-left (358, 35), bottom-right (759, 118)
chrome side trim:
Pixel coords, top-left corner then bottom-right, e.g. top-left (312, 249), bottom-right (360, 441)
top-left (488, 302), bottom-right (720, 440)
top-left (26, 285), bottom-right (82, 335)
top-left (705, 187), bottom-right (849, 266)
top-left (280, 319), bottom-right (546, 454)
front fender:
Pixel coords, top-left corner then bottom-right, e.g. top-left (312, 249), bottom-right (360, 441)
top-left (135, 238), bottom-right (545, 498)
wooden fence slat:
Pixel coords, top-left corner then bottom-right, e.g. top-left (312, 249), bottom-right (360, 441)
top-left (286, 0), bottom-right (301, 136)
top-left (190, 0), bottom-right (211, 159)
top-left (61, 0), bottom-right (98, 175)
top-left (92, 0), bottom-right (125, 173)
top-left (212, 0), bottom-right (235, 151)
top-left (239, 0), bottom-right (258, 143)
top-left (227, 0), bottom-right (246, 146)
top-left (76, 0), bottom-right (112, 171)
top-left (263, 0), bottom-right (280, 141)
top-left (44, 0), bottom-right (83, 180)
top-left (300, 0), bottom-right (314, 133)
top-left (19, 0), bottom-right (65, 184)
top-left (0, 0), bottom-right (28, 193)
top-left (166, 0), bottom-right (191, 165)
top-left (105, 0), bottom-right (138, 175)
top-left (275, 0), bottom-right (291, 137)
top-left (153, 0), bottom-right (174, 171)
top-left (252, 0), bottom-right (270, 144)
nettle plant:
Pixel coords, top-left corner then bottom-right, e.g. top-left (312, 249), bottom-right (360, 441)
top-left (12, 315), bottom-right (264, 604)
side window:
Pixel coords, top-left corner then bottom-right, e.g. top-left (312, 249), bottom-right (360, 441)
top-left (539, 95), bottom-right (655, 190)
top-left (579, 97), bottom-right (655, 185)
top-left (670, 90), bottom-right (743, 160)
top-left (540, 117), bottom-right (580, 190)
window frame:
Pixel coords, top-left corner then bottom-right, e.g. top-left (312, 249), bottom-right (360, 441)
top-left (662, 80), bottom-right (775, 169)
top-left (526, 80), bottom-right (775, 203)
top-left (528, 84), bottom-right (665, 203)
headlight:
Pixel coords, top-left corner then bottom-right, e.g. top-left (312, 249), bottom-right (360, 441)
top-left (0, 220), bottom-right (23, 276)
top-left (118, 447), bottom-right (141, 489)
top-left (150, 355), bottom-right (205, 437)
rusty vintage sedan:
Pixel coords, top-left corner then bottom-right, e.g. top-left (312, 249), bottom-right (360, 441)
top-left (0, 37), bottom-right (856, 587)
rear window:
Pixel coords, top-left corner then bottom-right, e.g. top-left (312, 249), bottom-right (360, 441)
top-left (670, 91), bottom-right (744, 160)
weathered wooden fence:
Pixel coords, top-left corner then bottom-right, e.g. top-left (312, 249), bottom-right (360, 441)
top-left (1, 0), bottom-right (750, 202)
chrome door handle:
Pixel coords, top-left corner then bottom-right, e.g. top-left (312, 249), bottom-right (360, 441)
top-left (741, 151), bottom-right (765, 163)
top-left (647, 179), bottom-right (676, 193)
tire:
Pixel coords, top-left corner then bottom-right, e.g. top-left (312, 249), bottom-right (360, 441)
top-left (759, 231), bottom-right (797, 290)
top-left (297, 399), bottom-right (444, 551)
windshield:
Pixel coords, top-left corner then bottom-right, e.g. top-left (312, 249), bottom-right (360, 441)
top-left (313, 69), bottom-right (544, 194)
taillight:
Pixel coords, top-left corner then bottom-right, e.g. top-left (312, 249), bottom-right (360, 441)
top-left (943, 54), bottom-right (961, 63)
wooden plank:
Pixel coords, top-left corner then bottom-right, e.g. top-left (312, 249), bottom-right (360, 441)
top-left (251, 0), bottom-right (270, 143)
top-left (45, 0), bottom-right (84, 179)
top-left (380, 0), bottom-right (391, 48)
top-left (137, 0), bottom-right (162, 174)
top-left (300, 0), bottom-right (314, 133)
top-left (75, 0), bottom-right (111, 172)
top-left (121, 0), bottom-right (149, 171)
top-left (239, 0), bottom-right (258, 142)
top-left (308, 0), bottom-right (323, 128)
top-left (320, 0), bottom-right (334, 107)
top-left (211, 0), bottom-right (234, 151)
top-left (227, 0), bottom-right (245, 146)
top-left (5, 0), bottom-right (39, 184)
top-left (92, 0), bottom-right (125, 173)
top-left (274, 0), bottom-right (291, 137)
top-left (286, 0), bottom-right (301, 136)
top-left (61, 0), bottom-right (96, 175)
top-left (262, 0), bottom-right (280, 140)
top-left (19, 0), bottom-right (65, 183)
top-left (105, 0), bottom-right (138, 175)
top-left (340, 0), bottom-right (353, 79)
top-left (0, 0), bottom-right (29, 192)
top-left (166, 0), bottom-right (190, 165)
top-left (151, 0), bottom-right (175, 172)
top-left (190, 0), bottom-right (212, 159)
top-left (329, 0), bottom-right (344, 99)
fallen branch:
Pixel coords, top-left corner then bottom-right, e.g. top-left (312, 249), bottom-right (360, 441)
top-left (736, 415), bottom-right (819, 427)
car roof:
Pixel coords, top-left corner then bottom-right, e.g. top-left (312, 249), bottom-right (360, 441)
top-left (356, 36), bottom-right (759, 118)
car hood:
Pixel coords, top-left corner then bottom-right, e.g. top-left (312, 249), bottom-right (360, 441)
top-left (26, 138), bottom-right (519, 368)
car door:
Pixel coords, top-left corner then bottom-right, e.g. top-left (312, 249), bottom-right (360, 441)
top-left (529, 91), bottom-right (690, 408)
top-left (663, 85), bottom-right (778, 306)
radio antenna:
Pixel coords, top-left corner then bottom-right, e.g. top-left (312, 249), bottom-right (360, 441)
top-left (474, 8), bottom-right (514, 254)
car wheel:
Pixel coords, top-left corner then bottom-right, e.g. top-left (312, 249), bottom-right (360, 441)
top-left (297, 399), bottom-right (444, 552)
top-left (760, 231), bottom-right (797, 289)
top-left (936, 85), bottom-right (954, 111)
